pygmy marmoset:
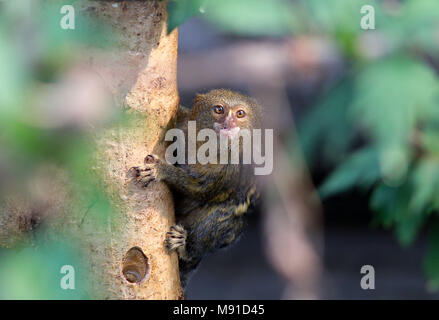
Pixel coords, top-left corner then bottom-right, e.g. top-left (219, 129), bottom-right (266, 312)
top-left (128, 89), bottom-right (262, 288)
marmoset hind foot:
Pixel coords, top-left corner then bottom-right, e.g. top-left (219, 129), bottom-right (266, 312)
top-left (165, 224), bottom-right (187, 259)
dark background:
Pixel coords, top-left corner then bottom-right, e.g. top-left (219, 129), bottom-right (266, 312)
top-left (178, 19), bottom-right (438, 300)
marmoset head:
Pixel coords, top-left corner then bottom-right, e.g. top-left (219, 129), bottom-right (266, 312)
top-left (190, 89), bottom-right (262, 138)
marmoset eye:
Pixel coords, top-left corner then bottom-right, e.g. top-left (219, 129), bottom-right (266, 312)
top-left (236, 110), bottom-right (246, 118)
top-left (213, 105), bottom-right (224, 114)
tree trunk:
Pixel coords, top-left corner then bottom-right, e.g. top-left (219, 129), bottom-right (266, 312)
top-left (0, 0), bottom-right (182, 299)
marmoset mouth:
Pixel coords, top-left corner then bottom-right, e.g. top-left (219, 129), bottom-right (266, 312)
top-left (213, 123), bottom-right (240, 138)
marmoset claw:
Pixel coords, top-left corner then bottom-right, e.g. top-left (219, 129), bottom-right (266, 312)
top-left (165, 224), bottom-right (187, 251)
top-left (126, 166), bottom-right (140, 179)
top-left (127, 165), bottom-right (157, 188)
top-left (144, 154), bottom-right (159, 164)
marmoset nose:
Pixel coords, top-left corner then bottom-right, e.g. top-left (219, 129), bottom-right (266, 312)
top-left (223, 110), bottom-right (237, 128)
top-left (223, 116), bottom-right (236, 128)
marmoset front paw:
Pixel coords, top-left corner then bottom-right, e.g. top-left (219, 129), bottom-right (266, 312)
top-left (126, 154), bottom-right (163, 188)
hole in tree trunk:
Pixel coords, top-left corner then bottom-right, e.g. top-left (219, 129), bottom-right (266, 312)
top-left (122, 247), bottom-right (150, 284)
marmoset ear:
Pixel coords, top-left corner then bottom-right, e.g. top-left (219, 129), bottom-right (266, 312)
top-left (193, 93), bottom-right (206, 105)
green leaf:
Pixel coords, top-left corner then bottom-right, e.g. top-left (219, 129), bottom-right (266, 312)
top-left (350, 57), bottom-right (439, 151)
top-left (410, 159), bottom-right (439, 214)
top-left (371, 182), bottom-right (426, 246)
top-left (303, 0), bottom-right (363, 33)
top-left (167, 0), bottom-right (206, 33)
top-left (420, 129), bottom-right (439, 158)
top-left (370, 183), bottom-right (398, 228)
top-left (301, 0), bottom-right (384, 55)
top-left (424, 220), bottom-right (439, 289)
top-left (385, 0), bottom-right (439, 53)
top-left (202, 0), bottom-right (297, 36)
top-left (319, 147), bottom-right (380, 198)
top-left (394, 210), bottom-right (426, 247)
top-left (298, 77), bottom-right (355, 166)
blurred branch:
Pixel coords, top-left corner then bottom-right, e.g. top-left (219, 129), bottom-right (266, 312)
top-left (250, 82), bottom-right (323, 299)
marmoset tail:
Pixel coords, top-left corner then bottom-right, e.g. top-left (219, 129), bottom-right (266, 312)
top-left (128, 89), bottom-right (262, 288)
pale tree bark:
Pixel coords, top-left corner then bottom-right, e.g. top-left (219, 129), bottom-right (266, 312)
top-left (0, 0), bottom-right (182, 299)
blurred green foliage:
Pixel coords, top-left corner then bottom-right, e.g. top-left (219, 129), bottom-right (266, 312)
top-left (0, 241), bottom-right (89, 299)
top-left (168, 0), bottom-right (298, 36)
top-left (168, 0), bottom-right (439, 287)
top-left (0, 0), bottom-right (116, 299)
top-left (293, 1), bottom-right (439, 287)
top-left (167, 0), bottom-right (207, 32)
